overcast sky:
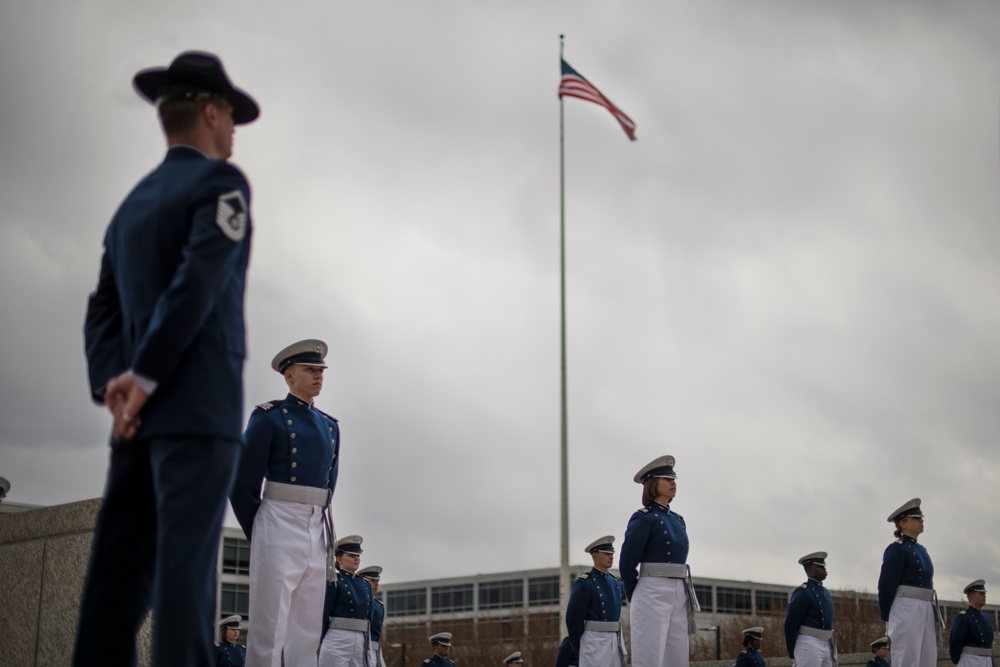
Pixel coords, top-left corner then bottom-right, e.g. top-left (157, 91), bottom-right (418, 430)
top-left (0, 1), bottom-right (997, 600)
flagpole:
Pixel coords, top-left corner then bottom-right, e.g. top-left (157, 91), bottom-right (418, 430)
top-left (558, 33), bottom-right (570, 633)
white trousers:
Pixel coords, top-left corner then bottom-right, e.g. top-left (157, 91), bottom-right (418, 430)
top-left (629, 576), bottom-right (689, 667)
top-left (957, 654), bottom-right (993, 667)
top-left (247, 498), bottom-right (330, 667)
top-left (793, 634), bottom-right (834, 667)
top-left (886, 596), bottom-right (937, 667)
top-left (579, 630), bottom-right (623, 667)
top-left (319, 628), bottom-right (367, 667)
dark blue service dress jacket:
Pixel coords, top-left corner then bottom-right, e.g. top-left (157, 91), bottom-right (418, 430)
top-left (735, 647), bottom-right (767, 667)
top-left (322, 568), bottom-right (373, 636)
top-left (783, 578), bottom-right (834, 658)
top-left (216, 640), bottom-right (247, 667)
top-left (566, 567), bottom-right (625, 653)
top-left (866, 655), bottom-right (889, 667)
top-left (422, 655), bottom-right (456, 667)
top-left (84, 145), bottom-right (252, 441)
top-left (229, 393), bottom-right (340, 540)
top-left (877, 534), bottom-right (934, 621)
top-left (618, 501), bottom-right (690, 601)
top-left (949, 606), bottom-right (995, 664)
top-left (371, 598), bottom-right (385, 642)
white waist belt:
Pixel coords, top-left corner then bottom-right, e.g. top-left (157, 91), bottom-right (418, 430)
top-left (329, 617), bottom-right (370, 632)
top-left (584, 621), bottom-right (621, 632)
top-left (639, 562), bottom-right (687, 578)
top-left (798, 627), bottom-right (834, 640)
top-left (896, 585), bottom-right (935, 602)
top-left (962, 648), bottom-right (993, 657)
top-left (264, 481), bottom-right (329, 506)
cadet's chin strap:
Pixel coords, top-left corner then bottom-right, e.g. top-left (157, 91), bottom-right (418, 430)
top-left (324, 492), bottom-right (337, 582)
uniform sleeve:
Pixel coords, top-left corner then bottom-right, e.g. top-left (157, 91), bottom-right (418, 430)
top-left (566, 578), bottom-right (589, 653)
top-left (322, 580), bottom-right (338, 637)
top-left (619, 512), bottom-right (649, 601)
top-left (229, 408), bottom-right (271, 540)
top-left (329, 420), bottom-right (341, 493)
top-left (784, 588), bottom-right (806, 658)
top-left (948, 614), bottom-right (966, 664)
top-left (131, 163), bottom-right (251, 387)
top-left (877, 543), bottom-right (904, 621)
top-left (735, 652), bottom-right (748, 667)
top-left (84, 247), bottom-right (126, 402)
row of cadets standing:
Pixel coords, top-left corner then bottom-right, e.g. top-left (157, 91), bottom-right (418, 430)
top-left (229, 339), bottom-right (341, 667)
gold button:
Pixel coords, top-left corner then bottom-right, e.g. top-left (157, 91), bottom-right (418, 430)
top-left (290, 433), bottom-right (296, 439)
top-left (283, 409), bottom-right (288, 414)
top-left (292, 448), bottom-right (297, 454)
top-left (332, 454), bottom-right (336, 459)
top-left (287, 420), bottom-right (293, 426)
top-left (292, 462), bottom-right (297, 468)
top-left (291, 476), bottom-right (297, 482)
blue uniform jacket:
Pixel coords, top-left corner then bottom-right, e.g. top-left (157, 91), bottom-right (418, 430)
top-left (619, 502), bottom-right (689, 601)
top-left (566, 567), bottom-right (625, 653)
top-left (735, 647), bottom-right (766, 667)
top-left (783, 579), bottom-right (834, 658)
top-left (229, 393), bottom-right (339, 539)
top-left (949, 606), bottom-right (994, 664)
top-left (877, 535), bottom-right (934, 621)
top-left (422, 655), bottom-right (455, 667)
top-left (866, 656), bottom-right (889, 667)
top-left (84, 145), bottom-right (252, 440)
top-left (216, 641), bottom-right (246, 667)
top-left (322, 568), bottom-right (373, 636)
top-left (371, 598), bottom-right (385, 643)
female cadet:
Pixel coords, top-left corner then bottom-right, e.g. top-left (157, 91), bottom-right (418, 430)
top-left (877, 498), bottom-right (941, 667)
top-left (619, 455), bottom-right (696, 667)
top-left (320, 535), bottom-right (373, 667)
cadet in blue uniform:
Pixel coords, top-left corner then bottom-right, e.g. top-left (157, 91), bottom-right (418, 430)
top-left (867, 637), bottom-right (890, 667)
top-left (619, 455), bottom-right (697, 667)
top-left (784, 552), bottom-right (835, 667)
top-left (358, 565), bottom-right (386, 667)
top-left (567, 536), bottom-right (626, 667)
top-left (78, 51), bottom-right (258, 667)
top-left (735, 628), bottom-right (766, 667)
top-left (423, 633), bottom-right (456, 667)
top-left (217, 615), bottom-right (247, 667)
top-left (878, 498), bottom-right (941, 667)
top-left (320, 536), bottom-right (373, 667)
top-left (948, 580), bottom-right (994, 667)
top-left (230, 339), bottom-right (341, 667)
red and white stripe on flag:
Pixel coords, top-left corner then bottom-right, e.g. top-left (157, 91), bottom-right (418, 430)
top-left (559, 58), bottom-right (636, 141)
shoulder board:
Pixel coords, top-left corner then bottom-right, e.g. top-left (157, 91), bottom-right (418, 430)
top-left (315, 407), bottom-right (339, 422)
top-left (423, 661), bottom-right (432, 665)
top-left (578, 573), bottom-right (590, 580)
top-left (799, 583), bottom-right (808, 589)
top-left (256, 398), bottom-right (285, 411)
top-left (608, 572), bottom-right (622, 581)
top-left (673, 511), bottom-right (685, 520)
top-left (637, 507), bottom-right (649, 513)
top-left (959, 610), bottom-right (967, 615)
top-left (895, 538), bottom-right (904, 544)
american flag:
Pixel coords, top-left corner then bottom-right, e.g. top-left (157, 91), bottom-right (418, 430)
top-left (559, 59), bottom-right (636, 141)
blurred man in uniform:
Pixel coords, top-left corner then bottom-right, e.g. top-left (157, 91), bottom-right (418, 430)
top-left (784, 552), bottom-right (835, 667)
top-left (948, 580), bottom-right (993, 667)
top-left (79, 50), bottom-right (258, 666)
top-left (867, 637), bottom-right (890, 667)
top-left (320, 535), bottom-right (372, 667)
top-left (230, 339), bottom-right (340, 666)
top-left (423, 633), bottom-right (455, 667)
top-left (217, 615), bottom-right (247, 667)
top-left (358, 565), bottom-right (386, 667)
top-left (735, 628), bottom-right (766, 667)
top-left (566, 536), bottom-right (626, 667)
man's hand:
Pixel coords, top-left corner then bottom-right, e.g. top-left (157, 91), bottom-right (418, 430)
top-left (105, 371), bottom-right (149, 440)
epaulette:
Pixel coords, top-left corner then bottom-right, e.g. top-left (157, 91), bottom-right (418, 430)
top-left (316, 406), bottom-right (339, 422)
top-left (959, 609), bottom-right (967, 615)
top-left (578, 573), bottom-right (590, 580)
top-left (895, 538), bottom-right (904, 544)
top-left (256, 398), bottom-right (285, 411)
top-left (799, 583), bottom-right (808, 589)
top-left (638, 507), bottom-right (649, 513)
top-left (608, 571), bottom-right (622, 581)
top-left (423, 660), bottom-right (432, 665)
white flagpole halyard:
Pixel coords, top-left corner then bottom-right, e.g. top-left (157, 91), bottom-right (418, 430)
top-left (558, 32), bottom-right (571, 634)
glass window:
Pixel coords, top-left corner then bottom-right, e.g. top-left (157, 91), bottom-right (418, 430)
top-left (431, 584), bottom-right (474, 613)
top-left (220, 582), bottom-right (250, 617)
top-left (387, 588), bottom-right (427, 617)
top-left (480, 579), bottom-right (524, 610)
top-left (528, 576), bottom-right (561, 606)
top-left (693, 584), bottom-right (713, 612)
top-left (221, 536), bottom-right (251, 575)
top-left (717, 586), bottom-right (752, 614)
top-left (755, 590), bottom-right (787, 615)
